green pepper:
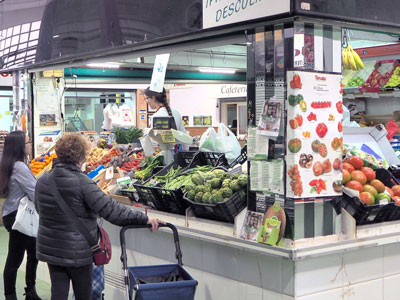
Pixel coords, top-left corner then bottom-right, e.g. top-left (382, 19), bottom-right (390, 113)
top-left (296, 94), bottom-right (304, 102)
top-left (288, 95), bottom-right (298, 106)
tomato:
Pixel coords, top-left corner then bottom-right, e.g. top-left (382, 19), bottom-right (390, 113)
top-left (348, 156), bottom-right (363, 170)
top-left (296, 115), bottom-right (303, 127)
top-left (336, 101), bottom-right (343, 113)
top-left (360, 192), bottom-right (375, 205)
top-left (333, 158), bottom-right (341, 170)
top-left (351, 170), bottom-right (367, 185)
top-left (386, 187), bottom-right (395, 198)
top-left (345, 180), bottom-right (363, 192)
top-left (361, 167), bottom-right (376, 182)
top-left (393, 196), bottom-right (400, 205)
top-left (338, 121), bottom-right (342, 133)
top-left (342, 162), bottom-right (355, 173)
top-left (289, 119), bottom-right (299, 129)
top-left (391, 185), bottom-right (400, 196)
top-left (343, 169), bottom-right (351, 184)
top-left (370, 179), bottom-right (386, 193)
top-left (313, 161), bottom-right (324, 176)
top-left (316, 123), bottom-right (328, 138)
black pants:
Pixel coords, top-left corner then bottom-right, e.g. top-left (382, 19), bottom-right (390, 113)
top-left (48, 263), bottom-right (93, 300)
top-left (2, 211), bottom-right (39, 296)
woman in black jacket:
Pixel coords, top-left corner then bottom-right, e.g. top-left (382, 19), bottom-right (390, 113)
top-left (35, 134), bottom-right (162, 300)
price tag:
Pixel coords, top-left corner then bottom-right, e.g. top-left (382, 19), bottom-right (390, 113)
top-left (379, 198), bottom-right (389, 205)
top-left (160, 132), bottom-right (176, 144)
top-left (105, 166), bottom-right (114, 180)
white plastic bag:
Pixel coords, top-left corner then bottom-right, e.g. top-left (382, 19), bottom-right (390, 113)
top-left (199, 127), bottom-right (218, 152)
top-left (12, 196), bottom-right (39, 237)
top-left (215, 123), bottom-right (241, 162)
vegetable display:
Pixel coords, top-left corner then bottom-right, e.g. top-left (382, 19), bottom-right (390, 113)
top-left (134, 155), bottom-right (164, 181)
top-left (114, 127), bottom-right (143, 144)
top-left (30, 152), bottom-right (57, 176)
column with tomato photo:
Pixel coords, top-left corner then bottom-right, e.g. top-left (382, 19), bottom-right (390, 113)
top-left (286, 71), bottom-right (343, 199)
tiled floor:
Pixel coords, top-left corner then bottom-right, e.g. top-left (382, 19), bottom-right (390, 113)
top-left (0, 225), bottom-right (52, 299)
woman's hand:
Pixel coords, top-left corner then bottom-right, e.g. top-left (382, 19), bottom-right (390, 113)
top-left (147, 218), bottom-right (166, 232)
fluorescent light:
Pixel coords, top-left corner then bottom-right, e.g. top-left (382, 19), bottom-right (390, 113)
top-left (86, 63), bottom-right (120, 69)
top-left (199, 67), bottom-right (236, 74)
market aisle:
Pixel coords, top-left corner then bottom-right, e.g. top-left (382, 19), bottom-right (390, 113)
top-left (0, 226), bottom-right (52, 299)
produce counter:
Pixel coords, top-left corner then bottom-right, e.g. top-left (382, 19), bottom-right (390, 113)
top-left (97, 198), bottom-right (400, 300)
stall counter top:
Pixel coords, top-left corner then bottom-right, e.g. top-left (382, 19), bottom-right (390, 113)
top-left (112, 195), bottom-right (400, 261)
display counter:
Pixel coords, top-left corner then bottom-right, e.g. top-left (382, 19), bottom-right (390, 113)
top-left (95, 197), bottom-right (400, 300)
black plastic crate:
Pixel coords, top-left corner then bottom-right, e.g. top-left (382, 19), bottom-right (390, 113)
top-left (185, 151), bottom-right (228, 171)
top-left (342, 168), bottom-right (400, 225)
top-left (183, 187), bottom-right (247, 223)
top-left (174, 151), bottom-right (197, 166)
top-left (342, 193), bottom-right (394, 225)
top-left (133, 184), bottom-right (188, 215)
top-left (228, 145), bottom-right (247, 168)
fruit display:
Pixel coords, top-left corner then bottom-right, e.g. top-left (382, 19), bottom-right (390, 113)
top-left (360, 60), bottom-right (396, 91)
top-left (346, 145), bottom-right (390, 169)
top-left (342, 44), bottom-right (364, 71)
top-left (30, 152), bottom-right (57, 176)
top-left (86, 147), bottom-right (110, 167)
top-left (343, 155), bottom-right (395, 206)
top-left (384, 65), bottom-right (400, 88)
top-left (345, 76), bottom-right (365, 88)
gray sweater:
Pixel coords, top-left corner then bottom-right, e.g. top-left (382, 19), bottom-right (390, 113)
top-left (2, 161), bottom-right (36, 217)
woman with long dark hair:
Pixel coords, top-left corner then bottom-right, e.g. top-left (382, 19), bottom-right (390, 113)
top-left (0, 131), bottom-right (42, 300)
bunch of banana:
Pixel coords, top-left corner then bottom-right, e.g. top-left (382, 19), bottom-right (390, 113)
top-left (342, 45), bottom-right (364, 70)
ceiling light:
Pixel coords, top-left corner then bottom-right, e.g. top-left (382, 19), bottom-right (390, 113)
top-left (86, 63), bottom-right (120, 69)
top-left (198, 67), bottom-right (236, 74)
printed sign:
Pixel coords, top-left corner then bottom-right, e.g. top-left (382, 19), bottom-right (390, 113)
top-left (286, 71), bottom-right (343, 199)
top-left (150, 53), bottom-right (170, 93)
top-left (203, 0), bottom-right (290, 29)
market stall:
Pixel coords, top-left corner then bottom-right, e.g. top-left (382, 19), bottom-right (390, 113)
top-left (5, 0), bottom-right (400, 299)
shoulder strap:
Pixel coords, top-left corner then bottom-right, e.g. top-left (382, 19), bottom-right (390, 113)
top-left (48, 174), bottom-right (98, 250)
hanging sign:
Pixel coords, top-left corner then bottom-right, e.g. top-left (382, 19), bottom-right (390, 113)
top-left (150, 53), bottom-right (170, 93)
top-left (203, 0), bottom-right (290, 29)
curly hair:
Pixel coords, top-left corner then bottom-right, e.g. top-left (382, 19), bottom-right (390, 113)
top-left (55, 134), bottom-right (89, 166)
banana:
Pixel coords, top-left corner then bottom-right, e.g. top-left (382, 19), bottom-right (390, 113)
top-left (349, 45), bottom-right (364, 69)
top-left (342, 47), bottom-right (349, 69)
top-left (347, 47), bottom-right (357, 71)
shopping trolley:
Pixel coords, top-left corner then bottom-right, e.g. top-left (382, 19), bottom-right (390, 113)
top-left (120, 223), bottom-right (198, 300)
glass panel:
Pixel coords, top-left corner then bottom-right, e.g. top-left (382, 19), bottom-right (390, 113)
top-left (21, 23), bottom-right (31, 33)
top-left (17, 53), bottom-right (25, 59)
top-left (10, 46), bottom-right (17, 53)
top-left (20, 33), bottom-right (29, 43)
top-left (6, 28), bottom-right (13, 37)
top-left (13, 25), bottom-right (21, 35)
top-left (31, 21), bottom-right (41, 31)
top-left (0, 40), bottom-right (5, 50)
top-left (5, 38), bottom-right (11, 48)
top-left (28, 40), bottom-right (38, 47)
top-left (29, 31), bottom-right (39, 41)
top-left (27, 50), bottom-right (36, 56)
top-left (11, 35), bottom-right (19, 46)
top-left (4, 48), bottom-right (9, 54)
top-left (18, 43), bottom-right (27, 50)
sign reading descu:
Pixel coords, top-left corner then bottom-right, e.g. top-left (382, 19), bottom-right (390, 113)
top-left (203, 0), bottom-right (290, 29)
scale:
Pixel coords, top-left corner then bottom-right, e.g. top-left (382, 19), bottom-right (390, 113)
top-left (148, 117), bottom-right (193, 165)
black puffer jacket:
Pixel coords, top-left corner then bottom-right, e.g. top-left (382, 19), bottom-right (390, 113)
top-left (35, 162), bottom-right (148, 267)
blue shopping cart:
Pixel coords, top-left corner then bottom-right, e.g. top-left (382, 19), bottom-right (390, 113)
top-left (120, 223), bottom-right (198, 300)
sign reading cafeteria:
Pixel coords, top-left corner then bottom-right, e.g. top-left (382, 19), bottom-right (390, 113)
top-left (203, 0), bottom-right (290, 29)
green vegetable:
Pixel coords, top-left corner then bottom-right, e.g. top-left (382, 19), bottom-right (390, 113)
top-left (210, 178), bottom-right (221, 189)
top-left (202, 192), bottom-right (212, 203)
top-left (214, 191), bottom-right (224, 203)
top-left (195, 192), bottom-right (204, 203)
top-left (187, 190), bottom-right (196, 201)
top-left (203, 172), bottom-right (215, 181)
top-left (238, 174), bottom-right (248, 187)
top-left (115, 127), bottom-right (143, 144)
top-left (191, 174), bottom-right (204, 185)
top-left (134, 155), bottom-right (163, 181)
top-left (231, 173), bottom-right (240, 180)
top-left (195, 185), bottom-right (207, 193)
top-left (222, 179), bottom-right (231, 188)
top-left (296, 94), bottom-right (304, 102)
top-left (184, 183), bottom-right (196, 192)
top-left (221, 187), bottom-right (233, 198)
top-left (230, 179), bottom-right (241, 192)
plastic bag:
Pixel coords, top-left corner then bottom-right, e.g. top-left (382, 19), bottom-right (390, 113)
top-left (386, 119), bottom-right (399, 140)
top-left (215, 123), bottom-right (241, 162)
top-left (12, 196), bottom-right (39, 237)
top-left (199, 127), bottom-right (218, 152)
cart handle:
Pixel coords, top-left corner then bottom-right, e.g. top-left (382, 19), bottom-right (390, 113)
top-left (120, 223), bottom-right (183, 270)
